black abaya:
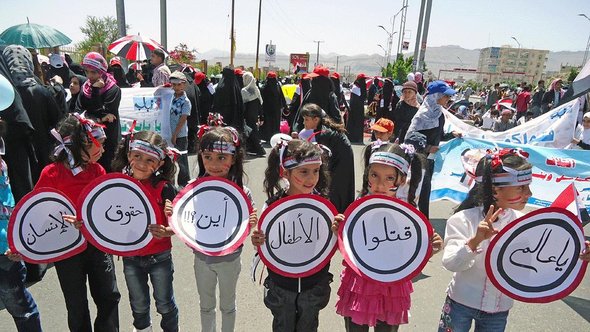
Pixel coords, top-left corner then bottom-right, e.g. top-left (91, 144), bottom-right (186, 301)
top-left (260, 77), bottom-right (286, 141)
top-left (213, 67), bottom-right (245, 130)
top-left (315, 126), bottom-right (355, 213)
top-left (346, 78), bottom-right (367, 143)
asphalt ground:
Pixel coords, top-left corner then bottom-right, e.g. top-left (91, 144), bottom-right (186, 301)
top-left (1, 142), bottom-right (589, 331)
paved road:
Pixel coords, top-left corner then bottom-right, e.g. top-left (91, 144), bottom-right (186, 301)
top-left (2, 143), bottom-right (589, 331)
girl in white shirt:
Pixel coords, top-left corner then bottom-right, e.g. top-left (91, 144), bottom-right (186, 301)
top-left (438, 148), bottom-right (533, 332)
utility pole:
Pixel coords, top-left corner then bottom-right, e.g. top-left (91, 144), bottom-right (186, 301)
top-left (254, 0), bottom-right (262, 78)
top-left (413, 0), bottom-right (426, 71)
top-left (313, 40), bottom-right (324, 66)
top-left (230, 0), bottom-right (236, 66)
top-left (115, 0), bottom-right (128, 68)
top-left (418, 0), bottom-right (433, 72)
top-left (160, 0), bottom-right (167, 51)
top-left (336, 56), bottom-right (340, 73)
top-left (397, 0), bottom-right (409, 57)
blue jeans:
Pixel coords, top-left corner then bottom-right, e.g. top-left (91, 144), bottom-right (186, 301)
top-left (123, 250), bottom-right (178, 332)
top-left (438, 296), bottom-right (509, 332)
top-left (0, 256), bottom-right (42, 332)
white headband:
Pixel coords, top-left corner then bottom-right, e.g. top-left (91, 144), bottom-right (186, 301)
top-left (369, 151), bottom-right (410, 174)
top-left (474, 167), bottom-right (533, 187)
top-left (129, 140), bottom-right (165, 160)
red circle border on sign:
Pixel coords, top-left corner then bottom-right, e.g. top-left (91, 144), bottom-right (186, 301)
top-left (171, 176), bottom-right (254, 256)
top-left (8, 187), bottom-right (87, 264)
top-left (77, 173), bottom-right (162, 257)
top-left (485, 207), bottom-right (588, 304)
top-left (257, 193), bottom-right (339, 278)
top-left (338, 194), bottom-right (434, 285)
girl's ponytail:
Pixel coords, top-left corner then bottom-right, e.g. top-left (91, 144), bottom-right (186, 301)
top-left (263, 145), bottom-right (282, 199)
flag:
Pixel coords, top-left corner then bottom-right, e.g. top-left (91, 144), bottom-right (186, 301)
top-left (551, 183), bottom-right (588, 221)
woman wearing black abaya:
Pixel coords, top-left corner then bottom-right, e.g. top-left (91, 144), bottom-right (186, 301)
top-left (67, 75), bottom-right (87, 113)
top-left (241, 71), bottom-right (265, 156)
top-left (260, 71), bottom-right (286, 141)
top-left (2, 45), bottom-right (64, 182)
top-left (346, 73), bottom-right (367, 143)
top-left (330, 72), bottom-right (349, 117)
top-left (393, 81), bottom-right (420, 143)
top-left (298, 103), bottom-right (354, 213)
top-left (0, 62), bottom-right (34, 202)
top-left (376, 78), bottom-right (397, 122)
top-left (213, 67), bottom-right (245, 130)
top-left (195, 71), bottom-right (214, 125)
top-left (287, 74), bottom-right (311, 128)
top-left (293, 66), bottom-right (341, 132)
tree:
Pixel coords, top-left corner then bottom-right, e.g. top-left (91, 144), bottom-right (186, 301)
top-left (567, 68), bottom-right (580, 83)
top-left (382, 54), bottom-right (416, 82)
top-left (77, 16), bottom-right (129, 57)
top-left (169, 43), bottom-right (198, 66)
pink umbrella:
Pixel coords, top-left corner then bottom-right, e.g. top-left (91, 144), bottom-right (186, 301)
top-left (108, 34), bottom-right (167, 61)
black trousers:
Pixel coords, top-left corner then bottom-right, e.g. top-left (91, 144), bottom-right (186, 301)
top-left (54, 244), bottom-right (120, 332)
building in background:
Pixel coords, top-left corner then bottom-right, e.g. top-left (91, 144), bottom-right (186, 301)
top-left (477, 46), bottom-right (549, 84)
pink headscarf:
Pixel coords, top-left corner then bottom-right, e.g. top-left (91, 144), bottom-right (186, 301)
top-left (415, 72), bottom-right (423, 83)
top-left (81, 52), bottom-right (117, 98)
top-left (550, 78), bottom-right (564, 96)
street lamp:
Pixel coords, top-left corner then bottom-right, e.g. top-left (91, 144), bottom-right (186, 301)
top-left (377, 25), bottom-right (393, 64)
top-left (377, 44), bottom-right (387, 68)
top-left (579, 14), bottom-right (590, 66)
top-left (511, 36), bottom-right (521, 81)
top-left (395, 4), bottom-right (409, 57)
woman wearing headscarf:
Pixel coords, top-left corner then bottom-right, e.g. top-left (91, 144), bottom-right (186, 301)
top-left (260, 71), bottom-right (287, 141)
top-left (393, 81), bottom-right (420, 143)
top-left (287, 74), bottom-right (311, 128)
top-left (213, 67), bottom-right (245, 130)
top-left (195, 71), bottom-right (214, 125)
top-left (2, 45), bottom-right (64, 182)
top-left (298, 103), bottom-right (354, 213)
top-left (346, 73), bottom-right (367, 143)
top-left (0, 48), bottom-right (35, 202)
top-left (107, 57), bottom-right (129, 88)
top-left (76, 51), bottom-right (121, 172)
top-left (294, 66), bottom-right (341, 131)
top-left (330, 72), bottom-right (349, 115)
top-left (405, 81), bottom-right (457, 218)
top-left (67, 75), bottom-right (87, 113)
top-left (241, 71), bottom-right (265, 156)
top-left (414, 72), bottom-right (426, 95)
top-left (376, 78), bottom-right (398, 123)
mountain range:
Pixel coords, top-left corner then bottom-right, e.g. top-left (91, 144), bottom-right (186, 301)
top-left (198, 45), bottom-right (586, 80)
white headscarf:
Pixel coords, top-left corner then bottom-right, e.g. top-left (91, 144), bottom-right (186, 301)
top-left (240, 71), bottom-right (263, 104)
top-left (405, 92), bottom-right (445, 136)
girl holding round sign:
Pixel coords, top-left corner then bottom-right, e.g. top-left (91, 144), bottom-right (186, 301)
top-left (111, 130), bottom-right (180, 332)
top-left (437, 148), bottom-right (533, 332)
top-left (333, 142), bottom-right (443, 331)
top-left (34, 114), bottom-right (120, 331)
top-left (191, 126), bottom-right (258, 332)
top-left (251, 139), bottom-right (334, 332)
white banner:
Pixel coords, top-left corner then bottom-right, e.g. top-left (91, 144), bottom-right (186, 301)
top-left (118, 86), bottom-right (175, 145)
top-left (442, 99), bottom-right (580, 148)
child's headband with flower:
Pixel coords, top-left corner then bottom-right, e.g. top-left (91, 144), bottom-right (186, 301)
top-left (51, 113), bottom-right (106, 175)
top-left (368, 141), bottom-right (413, 174)
top-left (125, 120), bottom-right (183, 162)
top-left (197, 124), bottom-right (240, 155)
top-left (462, 148), bottom-right (532, 187)
top-left (277, 140), bottom-right (325, 177)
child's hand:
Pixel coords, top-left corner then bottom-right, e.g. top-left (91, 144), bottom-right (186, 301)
top-left (149, 224), bottom-right (174, 238)
top-left (4, 249), bottom-right (23, 262)
top-left (580, 241), bottom-right (590, 262)
top-left (164, 199), bottom-right (173, 217)
top-left (331, 214), bottom-right (345, 234)
top-left (62, 214), bottom-right (83, 230)
top-left (101, 113), bottom-right (116, 123)
top-left (251, 229), bottom-right (266, 247)
top-left (430, 232), bottom-right (443, 257)
top-left (468, 205), bottom-right (502, 251)
top-left (248, 209), bottom-right (258, 233)
top-left (92, 78), bottom-right (105, 88)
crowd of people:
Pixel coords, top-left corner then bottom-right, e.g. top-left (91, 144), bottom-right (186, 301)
top-left (0, 45), bottom-right (589, 332)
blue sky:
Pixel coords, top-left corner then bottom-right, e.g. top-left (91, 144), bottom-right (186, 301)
top-left (2, 0), bottom-right (590, 56)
